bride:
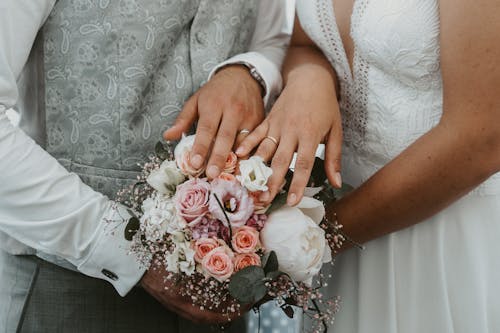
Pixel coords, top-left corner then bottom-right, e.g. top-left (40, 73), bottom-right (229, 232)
top-left (237, 0), bottom-right (500, 332)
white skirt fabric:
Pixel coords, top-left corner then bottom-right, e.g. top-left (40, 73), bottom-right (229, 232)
top-left (326, 193), bottom-right (500, 333)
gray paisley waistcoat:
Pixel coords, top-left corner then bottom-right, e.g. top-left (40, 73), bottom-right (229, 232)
top-left (43, 0), bottom-right (258, 198)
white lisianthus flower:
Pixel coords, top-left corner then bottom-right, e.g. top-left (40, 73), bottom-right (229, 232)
top-left (146, 160), bottom-right (185, 196)
top-left (174, 134), bottom-right (204, 177)
top-left (140, 193), bottom-right (186, 241)
top-left (260, 197), bottom-right (332, 286)
top-left (165, 231), bottom-right (196, 276)
top-left (237, 156), bottom-right (273, 192)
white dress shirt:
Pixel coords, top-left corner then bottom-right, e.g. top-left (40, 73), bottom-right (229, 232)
top-left (0, 0), bottom-right (293, 296)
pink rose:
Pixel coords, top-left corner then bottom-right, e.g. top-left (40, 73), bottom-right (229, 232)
top-left (231, 226), bottom-right (260, 254)
top-left (201, 246), bottom-right (235, 282)
top-left (209, 178), bottom-right (254, 228)
top-left (223, 152), bottom-right (238, 174)
top-left (174, 178), bottom-right (210, 226)
top-left (193, 238), bottom-right (220, 262)
top-left (234, 253), bottom-right (261, 272)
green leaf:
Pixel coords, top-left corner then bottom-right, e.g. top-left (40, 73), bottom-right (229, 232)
top-left (228, 266), bottom-right (267, 304)
top-left (266, 192), bottom-right (287, 215)
top-left (263, 251), bottom-right (279, 274)
top-left (155, 141), bottom-right (169, 161)
top-left (308, 157), bottom-right (327, 187)
top-left (332, 182), bottom-right (354, 199)
top-left (124, 217), bottom-right (140, 241)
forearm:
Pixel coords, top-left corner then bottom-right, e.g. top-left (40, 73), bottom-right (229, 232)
top-left (283, 45), bottom-right (338, 96)
top-left (330, 121), bottom-right (500, 246)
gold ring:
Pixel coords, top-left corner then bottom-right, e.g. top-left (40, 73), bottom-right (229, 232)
top-left (264, 135), bottom-right (279, 146)
top-left (239, 129), bottom-right (250, 135)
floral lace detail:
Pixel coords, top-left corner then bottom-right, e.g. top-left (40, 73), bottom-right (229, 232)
top-left (298, 0), bottom-right (500, 195)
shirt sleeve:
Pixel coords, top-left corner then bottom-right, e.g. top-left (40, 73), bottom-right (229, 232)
top-left (209, 0), bottom-right (295, 107)
top-left (0, 0), bottom-right (145, 296)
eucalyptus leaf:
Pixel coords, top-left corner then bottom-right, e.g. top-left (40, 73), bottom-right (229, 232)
top-left (266, 270), bottom-right (286, 280)
top-left (332, 182), bottom-right (354, 199)
top-left (124, 216), bottom-right (140, 241)
top-left (263, 251), bottom-right (279, 274)
top-left (228, 266), bottom-right (267, 304)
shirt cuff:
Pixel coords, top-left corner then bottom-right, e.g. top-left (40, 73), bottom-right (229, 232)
top-left (209, 52), bottom-right (283, 108)
top-left (77, 203), bottom-right (146, 296)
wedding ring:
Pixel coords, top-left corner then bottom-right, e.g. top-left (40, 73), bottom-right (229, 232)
top-left (239, 129), bottom-right (250, 135)
top-left (264, 135), bottom-right (279, 146)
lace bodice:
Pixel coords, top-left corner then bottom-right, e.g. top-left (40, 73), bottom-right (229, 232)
top-left (297, 0), bottom-right (500, 195)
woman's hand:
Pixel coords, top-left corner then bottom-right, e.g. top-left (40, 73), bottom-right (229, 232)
top-left (236, 64), bottom-right (343, 206)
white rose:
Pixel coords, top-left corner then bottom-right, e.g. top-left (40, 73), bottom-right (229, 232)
top-left (146, 160), bottom-right (185, 196)
top-left (174, 134), bottom-right (204, 177)
top-left (237, 156), bottom-right (273, 192)
top-left (140, 194), bottom-right (186, 241)
top-left (260, 197), bottom-right (332, 286)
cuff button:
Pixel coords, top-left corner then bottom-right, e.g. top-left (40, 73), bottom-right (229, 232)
top-left (101, 269), bottom-right (119, 281)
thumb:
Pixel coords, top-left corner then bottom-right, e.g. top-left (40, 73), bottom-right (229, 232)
top-left (163, 93), bottom-right (199, 141)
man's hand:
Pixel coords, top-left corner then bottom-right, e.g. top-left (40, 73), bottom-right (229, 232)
top-left (163, 65), bottom-right (265, 179)
top-left (141, 265), bottom-right (247, 324)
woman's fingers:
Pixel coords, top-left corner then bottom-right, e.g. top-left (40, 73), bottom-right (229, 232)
top-left (287, 140), bottom-right (318, 205)
top-left (235, 121), bottom-right (268, 157)
top-left (325, 119), bottom-right (343, 188)
top-left (261, 135), bottom-right (297, 203)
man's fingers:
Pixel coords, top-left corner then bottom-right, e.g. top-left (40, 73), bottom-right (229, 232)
top-left (206, 113), bottom-right (239, 179)
top-left (325, 121), bottom-right (343, 188)
top-left (190, 109), bottom-right (221, 169)
top-left (163, 93), bottom-right (199, 141)
top-left (287, 141), bottom-right (318, 206)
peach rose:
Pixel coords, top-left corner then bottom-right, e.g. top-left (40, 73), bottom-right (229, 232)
top-left (218, 172), bottom-right (237, 182)
top-left (201, 246), bottom-right (235, 282)
top-left (193, 238), bottom-right (220, 262)
top-left (231, 226), bottom-right (260, 254)
top-left (234, 253), bottom-right (261, 272)
top-left (223, 152), bottom-right (238, 174)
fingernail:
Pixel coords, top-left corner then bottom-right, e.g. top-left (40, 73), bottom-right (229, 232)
top-left (191, 154), bottom-right (203, 168)
top-left (206, 165), bottom-right (220, 179)
top-left (235, 147), bottom-right (245, 156)
top-left (334, 172), bottom-right (342, 188)
top-left (287, 193), bottom-right (297, 206)
top-left (260, 191), bottom-right (270, 202)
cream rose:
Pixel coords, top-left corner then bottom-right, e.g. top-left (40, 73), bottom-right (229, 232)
top-left (260, 197), bottom-right (332, 286)
top-left (237, 156), bottom-right (273, 192)
top-left (146, 160), bottom-right (185, 196)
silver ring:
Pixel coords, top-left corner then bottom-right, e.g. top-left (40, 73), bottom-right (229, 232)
top-left (239, 129), bottom-right (251, 135)
top-left (264, 135), bottom-right (279, 146)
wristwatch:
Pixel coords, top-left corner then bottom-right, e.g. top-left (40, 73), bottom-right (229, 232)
top-left (218, 61), bottom-right (267, 97)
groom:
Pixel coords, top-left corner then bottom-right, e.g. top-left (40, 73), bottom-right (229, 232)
top-left (0, 0), bottom-right (292, 332)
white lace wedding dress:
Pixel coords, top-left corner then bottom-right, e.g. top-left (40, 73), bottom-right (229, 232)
top-left (297, 0), bottom-right (500, 332)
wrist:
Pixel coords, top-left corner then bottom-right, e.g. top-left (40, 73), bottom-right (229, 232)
top-left (215, 63), bottom-right (266, 97)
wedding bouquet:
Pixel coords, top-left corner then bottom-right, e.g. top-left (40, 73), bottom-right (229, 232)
top-left (117, 134), bottom-right (347, 332)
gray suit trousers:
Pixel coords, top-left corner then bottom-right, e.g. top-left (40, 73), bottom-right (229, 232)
top-left (0, 251), bottom-right (244, 333)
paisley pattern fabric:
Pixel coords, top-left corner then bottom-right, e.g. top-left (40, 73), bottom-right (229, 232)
top-left (43, 0), bottom-right (258, 198)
